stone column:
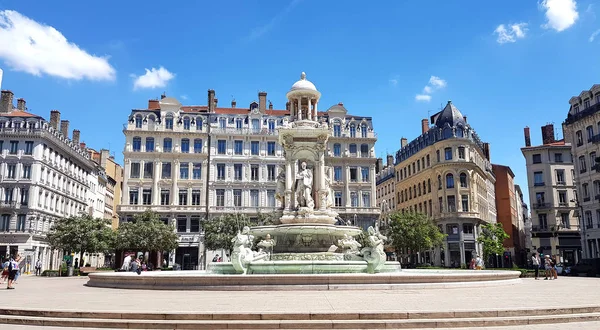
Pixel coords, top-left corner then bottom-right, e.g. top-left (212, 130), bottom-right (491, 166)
top-left (314, 100), bottom-right (318, 119)
top-left (297, 99), bottom-right (302, 120)
top-left (318, 152), bottom-right (326, 210)
top-left (345, 166), bottom-right (351, 207)
top-left (307, 99), bottom-right (312, 121)
top-left (153, 161), bottom-right (161, 205)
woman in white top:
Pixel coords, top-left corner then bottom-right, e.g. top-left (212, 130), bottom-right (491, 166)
top-left (531, 253), bottom-right (540, 280)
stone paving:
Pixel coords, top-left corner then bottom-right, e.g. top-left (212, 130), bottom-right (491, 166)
top-left (4, 275), bottom-right (600, 314)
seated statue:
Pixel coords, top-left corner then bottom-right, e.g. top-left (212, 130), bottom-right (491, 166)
top-left (338, 234), bottom-right (362, 260)
top-left (361, 226), bottom-right (387, 273)
top-left (230, 226), bottom-right (268, 274)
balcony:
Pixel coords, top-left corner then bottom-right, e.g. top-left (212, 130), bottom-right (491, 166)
top-left (211, 128), bottom-right (277, 136)
top-left (591, 134), bottom-right (600, 144)
top-left (534, 182), bottom-right (545, 187)
top-left (556, 181), bottom-right (566, 185)
top-left (533, 202), bottom-right (552, 210)
top-left (532, 225), bottom-right (549, 232)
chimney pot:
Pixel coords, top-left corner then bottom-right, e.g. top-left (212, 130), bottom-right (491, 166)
top-left (258, 91), bottom-right (267, 113)
top-left (207, 90), bottom-right (215, 113)
top-left (60, 120), bottom-right (69, 138)
top-left (400, 137), bottom-right (408, 148)
top-left (16, 98), bottom-right (26, 111)
top-left (148, 99), bottom-right (159, 109)
top-left (0, 90), bottom-right (14, 113)
top-left (376, 158), bottom-right (383, 174)
top-left (524, 127), bottom-right (531, 147)
top-left (463, 116), bottom-right (467, 123)
top-left (269, 101), bottom-right (273, 110)
top-left (541, 124), bottom-right (555, 145)
top-left (50, 110), bottom-right (61, 130)
top-left (72, 129), bottom-right (80, 145)
top-left (231, 99), bottom-right (236, 108)
top-left (214, 98), bottom-right (218, 108)
top-left (421, 119), bottom-right (429, 134)
top-left (387, 154), bottom-right (394, 167)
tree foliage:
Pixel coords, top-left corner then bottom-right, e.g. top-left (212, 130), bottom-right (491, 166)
top-left (47, 215), bottom-right (116, 255)
top-left (387, 212), bottom-right (446, 258)
top-left (202, 213), bottom-right (253, 254)
top-left (115, 210), bottom-right (179, 252)
top-left (477, 223), bottom-right (509, 260)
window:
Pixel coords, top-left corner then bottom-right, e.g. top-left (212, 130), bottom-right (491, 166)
top-left (1, 214), bottom-right (10, 231)
top-left (183, 117), bottom-right (190, 130)
top-left (349, 144), bottom-right (357, 156)
top-left (16, 214), bottom-right (26, 232)
top-left (588, 125), bottom-right (595, 141)
top-left (163, 138), bottom-right (172, 152)
top-left (196, 117), bottom-right (203, 131)
top-left (350, 125), bottom-right (356, 137)
top-left (192, 163), bottom-right (202, 179)
top-left (250, 190), bottom-right (259, 207)
top-left (463, 224), bottom-right (473, 234)
top-left (436, 150), bottom-right (440, 162)
top-left (233, 189), bottom-right (242, 207)
top-left (438, 197), bottom-right (443, 212)
top-left (536, 192), bottom-right (545, 205)
top-left (235, 118), bottom-right (243, 129)
top-left (251, 164), bottom-right (259, 181)
top-left (7, 165), bottom-right (15, 179)
top-left (251, 119), bottom-right (260, 133)
top-left (576, 130), bottom-right (583, 146)
top-left (585, 99), bottom-right (591, 109)
top-left (267, 190), bottom-right (275, 207)
top-left (447, 195), bottom-right (456, 212)
top-left (219, 118), bottom-right (226, 128)
top-left (3, 188), bottom-right (12, 203)
top-left (444, 147), bottom-right (452, 160)
top-left (146, 138), bottom-right (154, 152)
top-left (351, 192), bottom-right (358, 207)
top-left (180, 163), bottom-right (189, 179)
top-left (160, 189), bottom-right (170, 205)
top-left (216, 189), bottom-right (225, 207)
top-left (193, 139), bottom-right (202, 153)
top-left (458, 173), bottom-right (467, 188)
top-left (361, 167), bottom-right (369, 182)
top-left (251, 141), bottom-right (259, 155)
top-left (438, 175), bottom-right (442, 190)
top-left (561, 213), bottom-right (571, 229)
top-left (428, 179), bottom-right (431, 193)
top-left (267, 142), bottom-right (276, 156)
top-left (333, 144), bottom-right (341, 157)
top-left (360, 144), bottom-right (369, 158)
top-left (161, 162), bottom-right (171, 179)
top-left (129, 162), bottom-right (141, 179)
top-left (579, 156), bottom-right (587, 173)
top-left (334, 166), bottom-right (342, 181)
top-left (22, 165), bottom-right (31, 179)
top-left (426, 155), bottom-right (430, 167)
top-left (446, 173), bottom-right (454, 188)
top-left (132, 137), bottom-right (141, 152)
top-left (268, 121), bottom-right (275, 133)
top-left (177, 217), bottom-right (187, 233)
top-left (179, 189), bottom-right (188, 205)
top-left (591, 152), bottom-right (597, 169)
top-left (362, 192), bottom-right (370, 207)
top-left (143, 162), bottom-right (153, 178)
top-left (135, 115), bottom-right (143, 128)
top-left (24, 141), bottom-right (33, 155)
top-left (333, 124), bottom-right (341, 137)
top-left (350, 167), bottom-right (357, 182)
top-left (335, 191), bottom-right (342, 207)
top-left (217, 164), bottom-right (225, 180)
top-left (190, 217), bottom-right (200, 232)
top-left (554, 153), bottom-right (563, 163)
top-left (130, 189), bottom-right (140, 205)
top-left (558, 191), bottom-right (567, 204)
top-left (142, 189), bottom-right (152, 205)
top-left (267, 165), bottom-right (276, 181)
top-left (583, 183), bottom-right (590, 200)
top-left (181, 139), bottom-right (190, 153)
top-left (234, 140), bottom-right (243, 155)
top-left (585, 211), bottom-right (593, 229)
top-left (191, 190), bottom-right (201, 205)
top-left (234, 164), bottom-right (243, 181)
top-left (556, 169), bottom-right (565, 184)
top-left (165, 114), bottom-right (173, 130)
top-left (532, 154), bottom-right (541, 164)
top-left (534, 171), bottom-right (544, 186)
top-left (218, 140), bottom-right (226, 154)
top-left (20, 188), bottom-right (28, 205)
top-left (461, 195), bottom-right (469, 212)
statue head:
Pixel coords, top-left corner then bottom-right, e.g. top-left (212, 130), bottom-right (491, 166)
top-left (367, 226), bottom-right (375, 235)
top-left (241, 226), bottom-right (250, 234)
top-left (300, 161), bottom-right (307, 169)
top-left (265, 234), bottom-right (271, 240)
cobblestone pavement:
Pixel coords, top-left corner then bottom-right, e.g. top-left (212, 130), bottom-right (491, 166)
top-left (4, 275), bottom-right (600, 314)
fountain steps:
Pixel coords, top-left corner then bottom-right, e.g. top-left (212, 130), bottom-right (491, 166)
top-left (2, 306), bottom-right (600, 328)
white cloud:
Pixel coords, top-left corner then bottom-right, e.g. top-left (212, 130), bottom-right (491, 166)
top-left (590, 29), bottom-right (600, 42)
top-left (423, 86), bottom-right (432, 94)
top-left (132, 67), bottom-right (175, 90)
top-left (540, 0), bottom-right (579, 32)
top-left (246, 0), bottom-right (302, 41)
top-left (428, 76), bottom-right (447, 88)
top-left (389, 78), bottom-right (398, 87)
top-left (494, 23), bottom-right (528, 44)
top-left (415, 94), bottom-right (432, 102)
top-left (180, 94), bottom-right (188, 100)
top-left (0, 10), bottom-right (115, 81)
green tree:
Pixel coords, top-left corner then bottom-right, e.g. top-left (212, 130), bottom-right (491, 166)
top-left (47, 215), bottom-right (116, 261)
top-left (202, 213), bottom-right (252, 255)
top-left (115, 210), bottom-right (179, 252)
top-left (387, 212), bottom-right (446, 263)
top-left (477, 223), bottom-right (509, 261)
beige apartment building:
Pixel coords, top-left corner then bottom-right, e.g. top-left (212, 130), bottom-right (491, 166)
top-left (563, 84), bottom-right (600, 259)
top-left (375, 154), bottom-right (396, 228)
top-left (521, 124), bottom-right (581, 264)
top-left (394, 101), bottom-right (497, 267)
top-left (89, 149), bottom-right (123, 229)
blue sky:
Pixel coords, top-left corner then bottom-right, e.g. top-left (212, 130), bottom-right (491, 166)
top-left (0, 0), bottom-right (599, 201)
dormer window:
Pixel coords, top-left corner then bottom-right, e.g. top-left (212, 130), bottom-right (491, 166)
top-left (219, 118), bottom-right (226, 128)
top-left (165, 114), bottom-right (174, 130)
top-left (361, 125), bottom-right (367, 138)
top-left (584, 99), bottom-right (590, 109)
top-left (350, 124), bottom-right (356, 138)
top-left (135, 115), bottom-right (143, 128)
top-left (333, 124), bottom-right (341, 137)
top-left (236, 118), bottom-right (243, 129)
top-left (183, 117), bottom-right (190, 130)
top-left (574, 104), bottom-right (580, 113)
top-left (196, 117), bottom-right (203, 131)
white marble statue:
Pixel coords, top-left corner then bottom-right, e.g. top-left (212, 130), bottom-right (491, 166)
top-left (275, 166), bottom-right (286, 208)
top-left (230, 226), bottom-right (268, 274)
top-left (338, 234), bottom-right (362, 260)
top-left (257, 234), bottom-right (276, 259)
top-left (361, 226), bottom-right (387, 273)
top-left (324, 166), bottom-right (334, 209)
top-left (295, 161), bottom-right (314, 209)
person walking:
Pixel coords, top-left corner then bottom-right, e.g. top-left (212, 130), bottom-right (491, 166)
top-left (551, 255), bottom-right (558, 280)
top-left (531, 253), bottom-right (541, 280)
top-left (475, 255), bottom-right (484, 270)
top-left (121, 254), bottom-right (132, 271)
top-left (1, 258), bottom-right (9, 284)
top-left (35, 259), bottom-right (42, 276)
top-left (13, 255), bottom-right (21, 284)
top-left (6, 256), bottom-right (19, 289)
top-left (544, 255), bottom-right (552, 280)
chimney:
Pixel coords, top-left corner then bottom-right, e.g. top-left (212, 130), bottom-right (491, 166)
top-left (421, 119), bottom-right (429, 134)
top-left (148, 99), bottom-right (159, 109)
top-left (463, 116), bottom-right (467, 123)
top-left (400, 137), bottom-right (408, 148)
top-left (524, 127), bottom-right (531, 147)
top-left (231, 99), bottom-right (236, 108)
top-left (72, 129), bottom-right (80, 145)
top-left (100, 149), bottom-right (109, 168)
top-left (17, 98), bottom-right (26, 111)
top-left (214, 98), bottom-right (218, 108)
top-left (0, 90), bottom-right (14, 113)
top-left (50, 110), bottom-right (60, 130)
top-left (207, 90), bottom-right (215, 113)
top-left (541, 124), bottom-right (555, 145)
top-left (376, 158), bottom-right (383, 174)
top-left (60, 120), bottom-right (69, 138)
top-left (387, 154), bottom-right (394, 167)
top-left (483, 142), bottom-right (491, 161)
top-left (258, 91), bottom-right (267, 113)
top-left (269, 101), bottom-right (273, 110)
top-left (80, 142), bottom-right (86, 150)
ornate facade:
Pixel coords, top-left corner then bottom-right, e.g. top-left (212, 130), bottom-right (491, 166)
top-left (394, 101), bottom-right (497, 267)
top-left (119, 73), bottom-right (379, 270)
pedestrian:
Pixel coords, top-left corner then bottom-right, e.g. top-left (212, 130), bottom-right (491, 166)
top-left (212, 254), bottom-right (219, 263)
top-left (35, 259), bottom-right (42, 276)
top-left (531, 253), bottom-right (541, 280)
top-left (475, 255), bottom-right (484, 270)
top-left (544, 255), bottom-right (552, 280)
top-left (121, 254), bottom-right (132, 271)
top-left (551, 255), bottom-right (558, 280)
top-left (13, 255), bottom-right (21, 284)
top-left (469, 257), bottom-right (476, 270)
top-left (6, 256), bottom-right (19, 289)
top-left (1, 258), bottom-right (9, 284)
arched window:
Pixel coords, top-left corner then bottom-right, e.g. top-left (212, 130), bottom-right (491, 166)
top-left (196, 117), bottom-right (203, 131)
top-left (446, 173), bottom-right (455, 188)
top-left (333, 123), bottom-right (341, 137)
top-left (135, 115), bottom-right (143, 128)
top-left (333, 143), bottom-right (341, 157)
top-left (132, 137), bottom-right (141, 152)
top-left (147, 115), bottom-right (155, 130)
top-left (361, 125), bottom-right (368, 138)
top-left (194, 139), bottom-right (203, 153)
top-left (409, 187), bottom-right (412, 199)
top-left (350, 124), bottom-right (356, 137)
top-left (456, 126), bottom-right (464, 138)
top-left (418, 183), bottom-right (421, 196)
top-left (183, 117), bottom-right (191, 130)
top-left (438, 175), bottom-right (442, 190)
top-left (423, 180), bottom-right (426, 194)
top-left (165, 113), bottom-right (174, 130)
top-left (145, 137), bottom-right (154, 152)
top-left (460, 173), bottom-right (468, 188)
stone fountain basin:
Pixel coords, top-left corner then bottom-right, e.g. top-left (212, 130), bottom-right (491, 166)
top-left (249, 224), bottom-right (363, 237)
top-left (249, 224), bottom-right (363, 253)
top-left (208, 260), bottom-right (401, 275)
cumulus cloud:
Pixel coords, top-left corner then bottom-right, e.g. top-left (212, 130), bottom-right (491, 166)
top-left (494, 23), bottom-right (528, 44)
top-left (590, 29), bottom-right (600, 42)
top-left (415, 76), bottom-right (446, 102)
top-left (132, 67), bottom-right (175, 90)
top-left (0, 10), bottom-right (115, 81)
top-left (389, 78), bottom-right (398, 87)
top-left (540, 0), bottom-right (579, 32)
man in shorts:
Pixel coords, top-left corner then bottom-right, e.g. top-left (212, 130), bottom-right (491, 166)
top-left (6, 256), bottom-right (19, 289)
